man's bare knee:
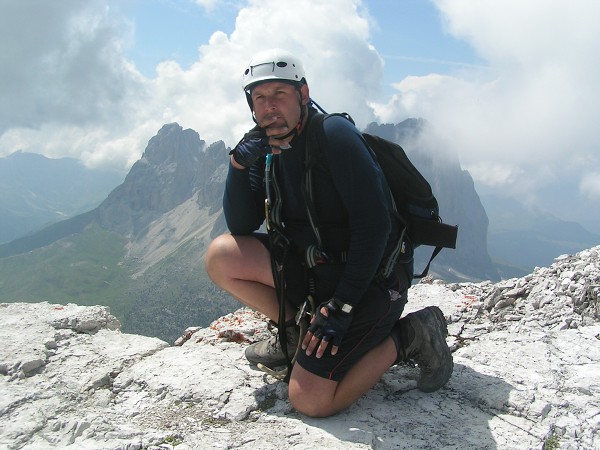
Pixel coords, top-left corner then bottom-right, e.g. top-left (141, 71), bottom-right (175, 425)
top-left (288, 367), bottom-right (339, 418)
top-left (204, 234), bottom-right (231, 279)
top-left (205, 233), bottom-right (274, 290)
top-left (289, 388), bottom-right (336, 418)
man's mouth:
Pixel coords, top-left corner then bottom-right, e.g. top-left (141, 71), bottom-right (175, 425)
top-left (266, 115), bottom-right (286, 126)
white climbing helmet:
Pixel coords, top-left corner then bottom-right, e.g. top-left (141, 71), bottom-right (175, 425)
top-left (242, 48), bottom-right (306, 92)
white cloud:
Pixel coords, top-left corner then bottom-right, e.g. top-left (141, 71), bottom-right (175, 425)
top-left (465, 162), bottom-right (524, 188)
top-left (0, 1), bottom-right (145, 132)
top-left (1, 0), bottom-right (598, 226)
top-left (194, 0), bottom-right (218, 12)
top-left (371, 0), bottom-right (600, 221)
top-left (0, 0), bottom-right (154, 170)
top-left (143, 0), bottom-right (384, 152)
top-left (0, 0), bottom-right (382, 171)
top-left (580, 172), bottom-right (600, 201)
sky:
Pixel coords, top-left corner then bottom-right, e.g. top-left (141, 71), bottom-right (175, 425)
top-left (1, 0), bottom-right (599, 229)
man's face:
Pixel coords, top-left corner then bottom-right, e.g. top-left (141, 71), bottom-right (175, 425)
top-left (250, 81), bottom-right (307, 130)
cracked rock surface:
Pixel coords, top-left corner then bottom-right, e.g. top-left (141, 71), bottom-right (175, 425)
top-left (1, 246), bottom-right (599, 449)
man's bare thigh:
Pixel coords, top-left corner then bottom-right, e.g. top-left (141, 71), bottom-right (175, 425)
top-left (208, 233), bottom-right (274, 287)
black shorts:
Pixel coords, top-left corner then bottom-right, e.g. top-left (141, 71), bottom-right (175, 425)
top-left (254, 232), bottom-right (408, 382)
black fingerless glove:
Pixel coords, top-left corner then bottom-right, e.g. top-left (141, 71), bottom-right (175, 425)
top-left (308, 298), bottom-right (354, 348)
top-left (230, 126), bottom-right (270, 168)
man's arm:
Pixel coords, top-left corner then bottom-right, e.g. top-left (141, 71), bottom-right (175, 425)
top-left (321, 116), bottom-right (395, 306)
top-left (223, 158), bottom-right (266, 234)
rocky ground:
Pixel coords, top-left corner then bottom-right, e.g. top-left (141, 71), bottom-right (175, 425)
top-left (1, 246), bottom-right (599, 449)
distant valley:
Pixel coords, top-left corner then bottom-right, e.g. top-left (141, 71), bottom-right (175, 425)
top-left (0, 151), bottom-right (123, 244)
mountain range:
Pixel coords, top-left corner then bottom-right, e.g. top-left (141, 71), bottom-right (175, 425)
top-left (0, 124), bottom-right (238, 343)
top-left (0, 120), bottom-right (597, 342)
top-left (482, 193), bottom-right (600, 270)
top-left (0, 151), bottom-right (123, 244)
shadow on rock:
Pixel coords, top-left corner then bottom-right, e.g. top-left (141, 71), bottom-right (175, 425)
top-left (263, 362), bottom-right (531, 449)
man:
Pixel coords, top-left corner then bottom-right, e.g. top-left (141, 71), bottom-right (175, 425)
top-left (205, 48), bottom-right (452, 417)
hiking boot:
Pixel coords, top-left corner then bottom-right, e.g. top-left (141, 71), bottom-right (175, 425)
top-left (390, 306), bottom-right (453, 392)
top-left (245, 320), bottom-right (300, 368)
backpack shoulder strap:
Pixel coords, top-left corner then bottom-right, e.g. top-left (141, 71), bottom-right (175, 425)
top-left (304, 112), bottom-right (355, 171)
top-left (302, 112), bottom-right (327, 253)
top-left (305, 112), bottom-right (326, 169)
top-left (302, 111), bottom-right (374, 268)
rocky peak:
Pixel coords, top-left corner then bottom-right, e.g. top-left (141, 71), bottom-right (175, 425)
top-left (142, 123), bottom-right (203, 167)
top-left (2, 246), bottom-right (598, 449)
top-left (95, 123), bottom-right (227, 238)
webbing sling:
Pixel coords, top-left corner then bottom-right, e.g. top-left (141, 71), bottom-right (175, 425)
top-left (263, 155), bottom-right (316, 382)
top-left (263, 154), bottom-right (294, 381)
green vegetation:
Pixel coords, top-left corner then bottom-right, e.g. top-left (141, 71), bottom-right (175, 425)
top-left (201, 416), bottom-right (231, 427)
top-left (158, 436), bottom-right (182, 446)
top-left (543, 434), bottom-right (560, 450)
top-left (121, 237), bottom-right (238, 343)
top-left (0, 222), bottom-right (238, 344)
top-left (0, 224), bottom-right (133, 319)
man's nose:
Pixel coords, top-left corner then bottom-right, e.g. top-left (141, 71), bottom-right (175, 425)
top-left (265, 97), bottom-right (278, 110)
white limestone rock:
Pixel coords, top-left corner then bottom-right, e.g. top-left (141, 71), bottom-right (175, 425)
top-left (1, 245), bottom-right (600, 449)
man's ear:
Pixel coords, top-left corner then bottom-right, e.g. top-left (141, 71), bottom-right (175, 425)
top-left (300, 83), bottom-right (310, 105)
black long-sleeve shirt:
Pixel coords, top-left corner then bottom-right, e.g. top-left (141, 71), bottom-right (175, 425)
top-left (224, 109), bottom-right (400, 308)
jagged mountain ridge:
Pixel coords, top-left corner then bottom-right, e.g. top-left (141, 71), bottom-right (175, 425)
top-left (0, 124), bottom-right (228, 258)
top-left (0, 120), bottom-right (494, 342)
top-left (96, 124), bottom-right (225, 238)
top-left (0, 123), bottom-right (236, 342)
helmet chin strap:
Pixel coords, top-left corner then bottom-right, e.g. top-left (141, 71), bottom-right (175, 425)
top-left (274, 102), bottom-right (306, 141)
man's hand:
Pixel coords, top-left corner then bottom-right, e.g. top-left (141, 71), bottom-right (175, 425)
top-left (230, 117), bottom-right (292, 168)
top-left (303, 298), bottom-right (354, 358)
top-left (230, 127), bottom-right (270, 168)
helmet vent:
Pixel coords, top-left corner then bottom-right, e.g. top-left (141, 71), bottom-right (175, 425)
top-left (242, 49), bottom-right (305, 90)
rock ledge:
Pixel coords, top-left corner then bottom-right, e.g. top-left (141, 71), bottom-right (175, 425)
top-left (1, 246), bottom-right (599, 449)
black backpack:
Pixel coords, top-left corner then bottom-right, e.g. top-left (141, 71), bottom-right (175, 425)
top-left (304, 111), bottom-right (458, 279)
